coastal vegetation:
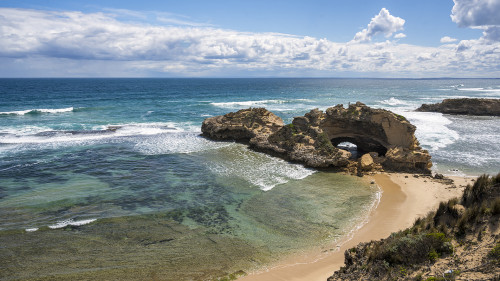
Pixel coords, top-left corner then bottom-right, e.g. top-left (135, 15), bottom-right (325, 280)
top-left (329, 173), bottom-right (500, 280)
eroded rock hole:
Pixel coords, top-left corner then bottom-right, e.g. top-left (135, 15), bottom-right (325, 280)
top-left (336, 142), bottom-right (361, 160)
top-left (331, 137), bottom-right (388, 159)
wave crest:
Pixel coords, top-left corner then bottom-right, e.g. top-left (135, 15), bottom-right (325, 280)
top-left (0, 107), bottom-right (75, 116)
top-left (380, 97), bottom-right (407, 106)
top-left (210, 99), bottom-right (286, 108)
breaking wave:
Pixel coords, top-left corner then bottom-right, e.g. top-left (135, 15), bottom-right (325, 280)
top-left (380, 97), bottom-right (408, 106)
top-left (0, 107), bottom-right (75, 116)
top-left (401, 111), bottom-right (460, 151)
top-left (48, 218), bottom-right (97, 229)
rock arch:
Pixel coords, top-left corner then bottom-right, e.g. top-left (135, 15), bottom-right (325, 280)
top-left (202, 102), bottom-right (432, 173)
top-left (330, 136), bottom-right (388, 157)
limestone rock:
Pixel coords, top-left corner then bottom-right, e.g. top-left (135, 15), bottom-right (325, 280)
top-left (255, 114), bottom-right (351, 168)
top-left (201, 108), bottom-right (284, 141)
top-left (201, 102), bottom-right (432, 173)
top-left (359, 153), bottom-right (374, 171)
top-left (319, 102), bottom-right (431, 173)
top-left (416, 98), bottom-right (500, 116)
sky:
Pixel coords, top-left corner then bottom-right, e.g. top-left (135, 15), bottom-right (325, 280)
top-left (0, 0), bottom-right (499, 77)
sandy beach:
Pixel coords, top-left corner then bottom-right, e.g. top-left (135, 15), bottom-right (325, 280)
top-left (239, 173), bottom-right (472, 281)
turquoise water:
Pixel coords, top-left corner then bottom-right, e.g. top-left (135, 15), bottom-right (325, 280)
top-left (0, 78), bottom-right (499, 279)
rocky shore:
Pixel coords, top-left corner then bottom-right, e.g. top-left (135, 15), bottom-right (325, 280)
top-left (202, 102), bottom-right (432, 175)
top-left (416, 98), bottom-right (500, 116)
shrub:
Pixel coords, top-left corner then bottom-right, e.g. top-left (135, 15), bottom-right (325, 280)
top-left (489, 242), bottom-right (500, 262)
top-left (492, 198), bottom-right (500, 215)
top-left (428, 249), bottom-right (439, 262)
top-left (462, 174), bottom-right (498, 207)
top-left (367, 232), bottom-right (452, 266)
top-left (316, 132), bottom-right (336, 154)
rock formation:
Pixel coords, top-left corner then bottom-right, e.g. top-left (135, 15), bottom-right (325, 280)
top-left (201, 108), bottom-right (284, 140)
top-left (416, 98), bottom-right (500, 116)
top-left (201, 102), bottom-right (432, 174)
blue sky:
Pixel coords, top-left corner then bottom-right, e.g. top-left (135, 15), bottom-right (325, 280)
top-left (0, 0), bottom-right (499, 77)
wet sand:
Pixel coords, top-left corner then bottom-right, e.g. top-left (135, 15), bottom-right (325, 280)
top-left (238, 173), bottom-right (471, 281)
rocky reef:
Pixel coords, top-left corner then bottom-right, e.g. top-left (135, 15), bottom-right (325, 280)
top-left (202, 102), bottom-right (432, 174)
top-left (416, 98), bottom-right (500, 116)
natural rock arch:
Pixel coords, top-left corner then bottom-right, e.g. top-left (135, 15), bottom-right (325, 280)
top-left (201, 102), bottom-right (432, 173)
top-left (330, 136), bottom-right (388, 157)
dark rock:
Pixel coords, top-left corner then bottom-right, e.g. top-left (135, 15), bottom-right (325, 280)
top-left (416, 98), bottom-right (500, 116)
top-left (434, 173), bottom-right (444, 179)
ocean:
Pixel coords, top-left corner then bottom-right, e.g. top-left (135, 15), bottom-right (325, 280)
top-left (0, 78), bottom-right (499, 280)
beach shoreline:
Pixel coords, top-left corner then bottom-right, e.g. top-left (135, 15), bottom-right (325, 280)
top-left (238, 172), bottom-right (472, 281)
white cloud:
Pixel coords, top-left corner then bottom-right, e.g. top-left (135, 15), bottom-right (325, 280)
top-left (352, 8), bottom-right (405, 43)
top-left (394, 33), bottom-right (406, 39)
top-left (451, 0), bottom-right (500, 27)
top-left (451, 0), bottom-right (500, 42)
top-left (440, 36), bottom-right (458, 43)
top-left (0, 7), bottom-right (499, 77)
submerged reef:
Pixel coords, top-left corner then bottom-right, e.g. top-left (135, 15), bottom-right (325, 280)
top-left (202, 102), bottom-right (432, 174)
top-left (416, 98), bottom-right (500, 116)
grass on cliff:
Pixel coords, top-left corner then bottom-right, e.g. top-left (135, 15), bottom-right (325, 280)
top-left (337, 173), bottom-right (500, 280)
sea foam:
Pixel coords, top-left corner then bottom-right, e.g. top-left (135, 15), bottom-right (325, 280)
top-left (401, 111), bottom-right (459, 151)
top-left (210, 100), bottom-right (286, 108)
top-left (0, 122), bottom-right (190, 145)
top-left (48, 219), bottom-right (97, 229)
top-left (380, 97), bottom-right (408, 106)
top-left (134, 132), bottom-right (232, 155)
top-left (207, 144), bottom-right (315, 191)
top-left (0, 107), bottom-right (75, 115)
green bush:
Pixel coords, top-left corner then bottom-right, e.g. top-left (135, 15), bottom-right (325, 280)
top-left (368, 232), bottom-right (452, 266)
top-left (428, 249), bottom-right (439, 262)
top-left (489, 242), bottom-right (500, 262)
top-left (316, 132), bottom-right (335, 154)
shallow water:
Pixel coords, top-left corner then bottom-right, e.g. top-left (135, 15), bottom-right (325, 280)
top-left (0, 78), bottom-right (498, 279)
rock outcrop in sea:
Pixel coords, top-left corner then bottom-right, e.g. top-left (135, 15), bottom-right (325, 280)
top-left (416, 98), bottom-right (500, 116)
top-left (202, 102), bottom-right (432, 174)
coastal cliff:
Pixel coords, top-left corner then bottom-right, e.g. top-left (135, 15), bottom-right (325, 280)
top-left (202, 102), bottom-right (432, 174)
top-left (328, 173), bottom-right (500, 281)
top-left (416, 98), bottom-right (500, 116)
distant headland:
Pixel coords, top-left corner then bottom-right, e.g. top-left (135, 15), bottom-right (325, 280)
top-left (416, 98), bottom-right (500, 116)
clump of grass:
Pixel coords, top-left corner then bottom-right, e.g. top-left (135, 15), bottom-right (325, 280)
top-left (285, 123), bottom-right (298, 135)
top-left (316, 132), bottom-right (336, 154)
top-left (394, 113), bottom-right (407, 122)
top-left (424, 277), bottom-right (447, 281)
top-left (489, 242), bottom-right (500, 262)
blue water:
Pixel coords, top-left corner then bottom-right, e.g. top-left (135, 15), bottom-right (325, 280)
top-left (0, 78), bottom-right (499, 279)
